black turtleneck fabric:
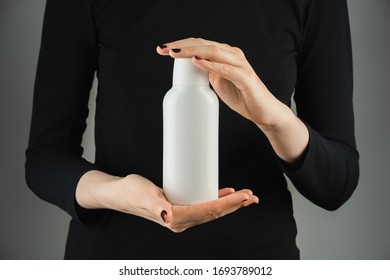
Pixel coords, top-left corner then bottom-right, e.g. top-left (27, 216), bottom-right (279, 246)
top-left (26, 0), bottom-right (359, 259)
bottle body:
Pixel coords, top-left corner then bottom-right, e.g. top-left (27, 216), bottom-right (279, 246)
top-left (163, 84), bottom-right (219, 205)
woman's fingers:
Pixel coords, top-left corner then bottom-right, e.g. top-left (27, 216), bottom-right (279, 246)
top-left (167, 189), bottom-right (259, 232)
top-left (156, 38), bottom-right (247, 69)
top-left (218, 187), bottom-right (236, 197)
top-left (157, 37), bottom-right (233, 54)
top-left (158, 43), bottom-right (247, 69)
top-left (194, 57), bottom-right (251, 85)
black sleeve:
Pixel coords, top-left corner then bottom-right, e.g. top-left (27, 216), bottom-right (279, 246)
top-left (25, 0), bottom-right (108, 224)
top-left (281, 0), bottom-right (359, 210)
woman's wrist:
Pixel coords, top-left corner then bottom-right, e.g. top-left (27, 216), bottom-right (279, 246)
top-left (256, 102), bottom-right (309, 164)
top-left (75, 170), bottom-right (122, 210)
top-left (255, 97), bottom-right (293, 132)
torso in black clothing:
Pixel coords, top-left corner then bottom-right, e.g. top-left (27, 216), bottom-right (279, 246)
top-left (66, 0), bottom-right (300, 259)
top-left (28, 0), bottom-right (358, 260)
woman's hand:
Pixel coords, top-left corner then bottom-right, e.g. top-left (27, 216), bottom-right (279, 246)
top-left (157, 37), bottom-right (284, 127)
top-left (157, 38), bottom-right (309, 164)
top-left (76, 171), bottom-right (259, 233)
top-left (167, 185), bottom-right (258, 233)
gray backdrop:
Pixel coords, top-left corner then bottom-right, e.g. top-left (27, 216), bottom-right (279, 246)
top-left (1, 0), bottom-right (389, 259)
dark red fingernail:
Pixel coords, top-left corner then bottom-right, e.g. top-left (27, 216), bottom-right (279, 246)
top-left (171, 48), bottom-right (181, 53)
top-left (161, 210), bottom-right (167, 222)
top-left (195, 56), bottom-right (202, 60)
top-left (159, 44), bottom-right (167, 49)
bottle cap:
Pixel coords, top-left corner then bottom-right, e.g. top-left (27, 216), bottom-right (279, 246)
top-left (172, 58), bottom-right (209, 85)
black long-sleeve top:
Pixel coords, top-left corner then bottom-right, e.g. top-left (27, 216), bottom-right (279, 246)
top-left (26, 0), bottom-right (359, 259)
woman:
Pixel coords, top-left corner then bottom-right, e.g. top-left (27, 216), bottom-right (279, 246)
top-left (26, 0), bottom-right (359, 259)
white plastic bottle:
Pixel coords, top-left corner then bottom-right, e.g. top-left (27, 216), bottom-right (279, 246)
top-left (163, 58), bottom-right (219, 205)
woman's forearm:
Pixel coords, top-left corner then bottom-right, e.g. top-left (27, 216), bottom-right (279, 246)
top-left (257, 102), bottom-right (309, 165)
